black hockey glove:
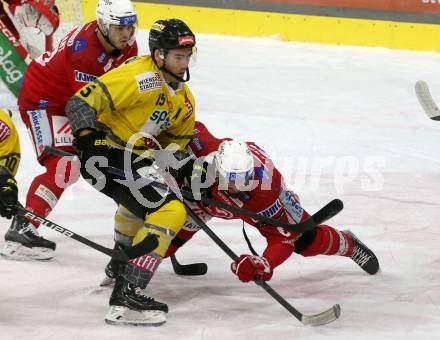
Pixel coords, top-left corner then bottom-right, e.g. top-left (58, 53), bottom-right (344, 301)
top-left (0, 168), bottom-right (18, 219)
top-left (75, 130), bottom-right (109, 165)
top-left (74, 130), bottom-right (110, 187)
top-left (180, 159), bottom-right (211, 201)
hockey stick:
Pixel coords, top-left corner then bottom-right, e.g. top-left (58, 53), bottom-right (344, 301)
top-left (170, 254), bottom-right (208, 276)
top-left (15, 206), bottom-right (158, 262)
top-left (171, 199), bottom-right (344, 276)
top-left (184, 203), bottom-right (341, 326)
top-left (415, 80), bottom-right (440, 120)
top-left (106, 166), bottom-right (343, 234)
top-left (43, 147), bottom-right (344, 234)
top-left (106, 166), bottom-right (342, 276)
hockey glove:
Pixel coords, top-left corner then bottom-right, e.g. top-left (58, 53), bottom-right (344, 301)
top-left (75, 130), bottom-right (109, 171)
top-left (12, 1), bottom-right (60, 36)
top-left (231, 254), bottom-right (273, 282)
top-left (180, 159), bottom-right (211, 201)
top-left (0, 169), bottom-right (18, 219)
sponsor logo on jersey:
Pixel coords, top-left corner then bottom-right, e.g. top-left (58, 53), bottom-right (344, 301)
top-left (96, 52), bottom-right (107, 64)
top-left (258, 199), bottom-right (283, 219)
top-left (72, 38), bottom-right (87, 52)
top-left (52, 116), bottom-right (73, 147)
top-left (0, 120), bottom-right (10, 142)
top-left (136, 72), bottom-right (162, 93)
top-left (280, 190), bottom-right (303, 223)
top-left (35, 184), bottom-right (58, 209)
top-left (191, 137), bottom-right (203, 151)
top-left (27, 110), bottom-right (52, 156)
top-left (282, 239), bottom-right (296, 247)
top-left (150, 110), bottom-right (171, 129)
top-left (104, 58), bottom-right (113, 72)
top-left (38, 100), bottom-right (48, 108)
top-left (74, 70), bottom-right (97, 83)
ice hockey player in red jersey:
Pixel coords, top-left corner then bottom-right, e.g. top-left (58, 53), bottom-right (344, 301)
top-left (0, 0), bottom-right (138, 261)
top-left (165, 121), bottom-right (380, 282)
top-left (0, 0), bottom-right (60, 60)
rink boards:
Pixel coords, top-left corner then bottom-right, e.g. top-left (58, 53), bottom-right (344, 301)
top-left (80, 0), bottom-right (440, 52)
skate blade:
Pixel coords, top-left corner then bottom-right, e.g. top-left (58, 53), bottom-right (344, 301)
top-left (99, 276), bottom-right (115, 287)
top-left (105, 306), bottom-right (166, 326)
top-left (0, 242), bottom-right (54, 261)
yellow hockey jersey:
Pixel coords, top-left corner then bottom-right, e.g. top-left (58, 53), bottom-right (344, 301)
top-left (73, 56), bottom-right (196, 152)
top-left (0, 109), bottom-right (20, 176)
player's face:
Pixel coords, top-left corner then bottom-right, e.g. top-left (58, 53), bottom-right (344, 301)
top-left (164, 48), bottom-right (193, 79)
top-left (108, 24), bottom-right (135, 49)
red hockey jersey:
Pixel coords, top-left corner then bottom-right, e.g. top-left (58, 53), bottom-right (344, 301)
top-left (18, 21), bottom-right (138, 110)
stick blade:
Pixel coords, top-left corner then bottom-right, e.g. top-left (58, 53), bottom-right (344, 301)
top-left (301, 304), bottom-right (341, 326)
top-left (313, 199), bottom-right (344, 225)
top-left (170, 255), bottom-right (208, 275)
top-left (415, 80), bottom-right (440, 120)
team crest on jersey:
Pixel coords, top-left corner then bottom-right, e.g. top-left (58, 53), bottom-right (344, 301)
top-left (136, 72), bottom-right (162, 93)
top-left (38, 100), bottom-right (48, 108)
top-left (72, 38), bottom-right (87, 52)
top-left (0, 120), bottom-right (10, 142)
top-left (96, 52), bottom-right (107, 64)
top-left (182, 93), bottom-right (193, 122)
top-left (74, 70), bottom-right (97, 83)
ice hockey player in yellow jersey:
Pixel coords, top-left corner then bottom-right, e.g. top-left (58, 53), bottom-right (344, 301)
top-left (0, 109), bottom-right (20, 220)
top-left (65, 18), bottom-right (197, 326)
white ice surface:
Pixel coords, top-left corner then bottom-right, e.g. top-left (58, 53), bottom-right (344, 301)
top-left (1, 30), bottom-right (440, 339)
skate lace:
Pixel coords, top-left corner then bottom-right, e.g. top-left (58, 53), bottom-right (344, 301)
top-left (351, 244), bottom-right (371, 267)
top-left (134, 287), bottom-right (155, 302)
top-left (19, 224), bottom-right (40, 237)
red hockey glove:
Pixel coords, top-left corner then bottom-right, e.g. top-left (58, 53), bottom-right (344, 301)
top-left (231, 255), bottom-right (273, 282)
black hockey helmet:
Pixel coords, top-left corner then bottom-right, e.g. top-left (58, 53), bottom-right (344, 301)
top-left (148, 19), bottom-right (195, 54)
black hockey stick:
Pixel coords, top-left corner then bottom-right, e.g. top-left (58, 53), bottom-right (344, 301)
top-left (106, 166), bottom-right (343, 234)
top-left (170, 254), bottom-right (208, 275)
top-left (43, 147), bottom-right (344, 234)
top-left (15, 206), bottom-right (158, 261)
top-left (171, 199), bottom-right (344, 276)
top-left (184, 203), bottom-right (341, 326)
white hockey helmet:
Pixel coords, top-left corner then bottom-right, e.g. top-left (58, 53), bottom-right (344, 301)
top-left (215, 140), bottom-right (254, 184)
top-left (96, 0), bottom-right (137, 36)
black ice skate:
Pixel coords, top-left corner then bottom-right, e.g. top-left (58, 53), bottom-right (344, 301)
top-left (345, 230), bottom-right (379, 275)
top-left (0, 215), bottom-right (56, 261)
top-left (105, 276), bottom-right (168, 326)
